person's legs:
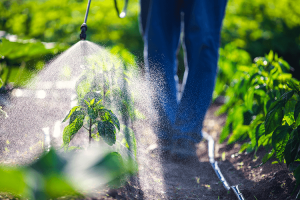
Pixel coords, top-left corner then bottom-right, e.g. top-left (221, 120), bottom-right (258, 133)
top-left (141, 0), bottom-right (182, 140)
top-left (173, 0), bottom-right (227, 143)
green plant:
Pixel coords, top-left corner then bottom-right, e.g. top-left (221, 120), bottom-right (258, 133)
top-left (0, 37), bottom-right (66, 87)
top-left (214, 43), bottom-right (252, 100)
top-left (259, 81), bottom-right (300, 191)
top-left (70, 46), bottom-right (143, 157)
top-left (217, 51), bottom-right (300, 191)
top-left (62, 93), bottom-right (120, 149)
top-left (0, 148), bottom-right (129, 199)
top-left (218, 51), bottom-right (292, 148)
top-left (0, 78), bottom-right (7, 119)
top-left (61, 47), bottom-right (140, 181)
top-left (222, 0), bottom-right (300, 78)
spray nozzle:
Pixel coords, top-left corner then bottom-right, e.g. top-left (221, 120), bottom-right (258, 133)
top-left (80, 23), bottom-right (87, 40)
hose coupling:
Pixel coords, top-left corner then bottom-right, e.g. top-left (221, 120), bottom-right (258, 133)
top-left (80, 23), bottom-right (88, 40)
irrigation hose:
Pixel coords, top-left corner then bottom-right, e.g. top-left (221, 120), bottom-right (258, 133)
top-left (114, 0), bottom-right (129, 18)
top-left (202, 132), bottom-right (245, 200)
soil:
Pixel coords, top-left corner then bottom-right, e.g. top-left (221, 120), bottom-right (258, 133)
top-left (96, 103), bottom-right (300, 200)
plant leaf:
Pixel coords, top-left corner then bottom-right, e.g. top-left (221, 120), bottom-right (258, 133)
top-left (287, 79), bottom-right (300, 93)
top-left (258, 133), bottom-right (272, 148)
top-left (95, 99), bottom-right (103, 106)
top-left (265, 100), bottom-right (284, 135)
top-left (90, 98), bottom-right (95, 105)
top-left (0, 166), bottom-right (27, 195)
top-left (30, 148), bottom-right (67, 175)
top-left (280, 90), bottom-right (294, 103)
top-left (284, 100), bottom-right (296, 126)
top-left (98, 121), bottom-right (116, 146)
top-left (255, 123), bottom-right (265, 145)
top-left (262, 149), bottom-right (275, 164)
top-left (294, 101), bottom-right (300, 123)
top-left (293, 166), bottom-right (300, 189)
top-left (62, 106), bottom-right (80, 122)
top-left (228, 125), bottom-right (248, 144)
top-left (70, 110), bottom-right (85, 124)
top-left (63, 116), bottom-right (84, 147)
top-left (272, 124), bottom-right (292, 162)
top-left (88, 107), bottom-right (98, 120)
top-left (123, 125), bottom-right (137, 157)
top-left (284, 129), bottom-right (300, 167)
top-left (244, 88), bottom-right (254, 111)
top-left (108, 110), bottom-right (120, 131)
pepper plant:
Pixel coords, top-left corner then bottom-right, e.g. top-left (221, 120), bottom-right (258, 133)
top-left (62, 91), bottom-right (120, 149)
top-left (70, 47), bottom-right (140, 157)
top-left (260, 81), bottom-right (300, 191)
top-left (217, 51), bottom-right (300, 192)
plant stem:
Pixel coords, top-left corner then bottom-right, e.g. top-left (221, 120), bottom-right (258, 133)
top-left (89, 119), bottom-right (92, 145)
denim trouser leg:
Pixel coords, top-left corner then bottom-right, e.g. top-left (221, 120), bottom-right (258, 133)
top-left (141, 0), bottom-right (182, 139)
top-left (174, 0), bottom-right (228, 142)
top-left (141, 0), bottom-right (227, 141)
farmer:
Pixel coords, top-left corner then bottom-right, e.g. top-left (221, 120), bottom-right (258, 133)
top-left (140, 0), bottom-right (228, 160)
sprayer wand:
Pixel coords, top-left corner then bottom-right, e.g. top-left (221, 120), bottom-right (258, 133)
top-left (80, 0), bottom-right (91, 40)
top-left (79, 0), bottom-right (129, 40)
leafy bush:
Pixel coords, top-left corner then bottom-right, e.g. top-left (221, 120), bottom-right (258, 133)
top-left (261, 82), bottom-right (300, 190)
top-left (217, 51), bottom-right (300, 191)
top-left (0, 0), bottom-right (141, 52)
top-left (0, 148), bottom-right (131, 199)
top-left (222, 0), bottom-right (300, 78)
top-left (62, 96), bottom-right (120, 148)
top-left (0, 37), bottom-right (66, 87)
top-left (214, 43), bottom-right (252, 100)
top-left (61, 45), bottom-right (141, 175)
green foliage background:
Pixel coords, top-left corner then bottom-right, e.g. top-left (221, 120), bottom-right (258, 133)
top-left (1, 0), bottom-right (300, 86)
top-left (222, 0), bottom-right (300, 79)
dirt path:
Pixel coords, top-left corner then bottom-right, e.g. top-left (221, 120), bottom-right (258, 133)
top-left (112, 104), bottom-right (299, 200)
top-left (119, 104), bottom-right (238, 200)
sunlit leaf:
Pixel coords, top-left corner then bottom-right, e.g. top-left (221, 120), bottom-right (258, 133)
top-left (294, 101), bottom-right (300, 123)
top-left (108, 110), bottom-right (120, 131)
top-left (63, 116), bottom-right (84, 146)
top-left (98, 121), bottom-right (116, 146)
top-left (284, 129), bottom-right (300, 167)
top-left (0, 166), bottom-right (27, 195)
top-left (88, 107), bottom-right (98, 120)
top-left (265, 100), bottom-right (284, 135)
top-left (70, 110), bottom-right (85, 124)
top-left (62, 106), bottom-right (80, 122)
top-left (272, 124), bottom-right (292, 162)
top-left (228, 125), bottom-right (248, 144)
top-left (284, 100), bottom-right (296, 126)
top-left (122, 125), bottom-right (137, 157)
top-left (262, 149), bottom-right (275, 164)
top-left (45, 174), bottom-right (78, 198)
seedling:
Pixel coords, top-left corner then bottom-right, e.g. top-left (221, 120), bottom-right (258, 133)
top-left (62, 91), bottom-right (120, 149)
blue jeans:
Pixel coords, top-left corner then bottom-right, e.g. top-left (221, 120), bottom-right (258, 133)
top-left (140, 0), bottom-right (227, 143)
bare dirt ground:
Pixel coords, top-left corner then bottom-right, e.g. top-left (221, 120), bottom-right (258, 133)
top-left (102, 103), bottom-right (300, 200)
